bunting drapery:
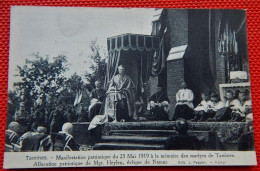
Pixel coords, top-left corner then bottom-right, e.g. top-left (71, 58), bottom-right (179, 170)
top-left (107, 33), bottom-right (159, 52)
top-left (151, 36), bottom-right (166, 76)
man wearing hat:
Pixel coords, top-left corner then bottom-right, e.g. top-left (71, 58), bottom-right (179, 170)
top-left (172, 82), bottom-right (195, 120)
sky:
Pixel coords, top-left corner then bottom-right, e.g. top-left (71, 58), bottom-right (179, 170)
top-left (8, 6), bottom-right (154, 89)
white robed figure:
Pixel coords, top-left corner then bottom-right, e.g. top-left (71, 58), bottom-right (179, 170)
top-left (88, 65), bottom-right (136, 130)
top-left (172, 82), bottom-right (195, 120)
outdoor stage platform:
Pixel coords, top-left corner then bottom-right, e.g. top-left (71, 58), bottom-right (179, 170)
top-left (72, 121), bottom-right (248, 151)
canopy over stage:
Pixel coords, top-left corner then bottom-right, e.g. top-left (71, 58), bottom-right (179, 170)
top-left (105, 34), bottom-right (164, 98)
top-left (107, 33), bottom-right (160, 52)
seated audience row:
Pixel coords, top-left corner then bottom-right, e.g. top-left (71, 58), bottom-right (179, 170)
top-left (5, 122), bottom-right (79, 152)
top-left (148, 81), bottom-right (252, 122)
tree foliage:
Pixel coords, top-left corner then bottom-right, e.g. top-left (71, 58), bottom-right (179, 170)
top-left (85, 40), bottom-right (107, 89)
top-left (8, 40), bottom-right (107, 122)
top-left (59, 73), bottom-right (90, 109)
top-left (13, 54), bottom-right (68, 114)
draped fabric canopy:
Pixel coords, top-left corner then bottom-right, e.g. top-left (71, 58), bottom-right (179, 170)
top-left (107, 33), bottom-right (160, 52)
top-left (104, 34), bottom-right (163, 93)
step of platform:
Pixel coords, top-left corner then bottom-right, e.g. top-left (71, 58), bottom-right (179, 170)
top-left (93, 142), bottom-right (165, 150)
top-left (109, 129), bottom-right (177, 137)
top-left (103, 121), bottom-right (177, 131)
top-left (101, 135), bottom-right (168, 144)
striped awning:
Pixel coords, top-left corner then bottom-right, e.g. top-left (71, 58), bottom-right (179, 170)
top-left (107, 33), bottom-right (160, 52)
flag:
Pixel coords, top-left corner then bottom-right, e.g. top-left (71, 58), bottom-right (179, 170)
top-left (74, 90), bottom-right (83, 106)
top-left (77, 91), bottom-right (82, 104)
top-left (74, 93), bottom-right (79, 106)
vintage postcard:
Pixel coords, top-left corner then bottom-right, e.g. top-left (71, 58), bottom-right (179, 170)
top-left (4, 6), bottom-right (257, 168)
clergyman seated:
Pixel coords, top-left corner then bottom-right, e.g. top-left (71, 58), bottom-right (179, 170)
top-left (191, 93), bottom-right (210, 122)
top-left (172, 82), bottom-right (195, 121)
top-left (231, 91), bottom-right (252, 122)
top-left (207, 91), bottom-right (239, 122)
top-left (147, 86), bottom-right (170, 121)
top-left (88, 80), bottom-right (106, 121)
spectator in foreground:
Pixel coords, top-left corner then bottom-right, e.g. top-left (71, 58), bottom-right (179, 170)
top-left (31, 126), bottom-right (53, 151)
top-left (53, 122), bottom-right (79, 151)
top-left (5, 122), bottom-right (19, 152)
top-left (164, 118), bottom-right (199, 150)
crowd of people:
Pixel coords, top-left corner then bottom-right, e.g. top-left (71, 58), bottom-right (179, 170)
top-left (5, 121), bottom-right (79, 152)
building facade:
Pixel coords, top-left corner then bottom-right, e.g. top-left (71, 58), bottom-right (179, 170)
top-left (148, 9), bottom-right (249, 119)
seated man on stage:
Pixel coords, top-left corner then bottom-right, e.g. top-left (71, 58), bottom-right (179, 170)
top-left (207, 91), bottom-right (239, 122)
top-left (203, 93), bottom-right (225, 121)
top-left (231, 91), bottom-right (252, 122)
top-left (191, 93), bottom-right (210, 121)
top-left (88, 80), bottom-right (106, 121)
top-left (147, 86), bottom-right (170, 121)
top-left (172, 82), bottom-right (195, 121)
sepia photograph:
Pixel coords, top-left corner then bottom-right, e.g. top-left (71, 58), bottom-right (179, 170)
top-left (4, 6), bottom-right (256, 168)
